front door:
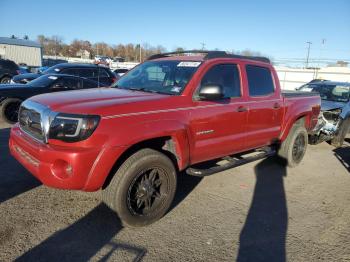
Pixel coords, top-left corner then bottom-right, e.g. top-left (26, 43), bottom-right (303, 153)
top-left (190, 63), bottom-right (248, 164)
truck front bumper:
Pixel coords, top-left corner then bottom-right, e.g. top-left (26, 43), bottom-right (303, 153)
top-left (9, 125), bottom-right (125, 191)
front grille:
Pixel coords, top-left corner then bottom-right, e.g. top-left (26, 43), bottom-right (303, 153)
top-left (19, 105), bottom-right (44, 141)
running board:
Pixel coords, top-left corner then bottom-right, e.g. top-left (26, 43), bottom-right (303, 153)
top-left (186, 147), bottom-right (276, 177)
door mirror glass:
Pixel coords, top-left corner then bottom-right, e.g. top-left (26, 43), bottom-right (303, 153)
top-left (199, 84), bottom-right (224, 100)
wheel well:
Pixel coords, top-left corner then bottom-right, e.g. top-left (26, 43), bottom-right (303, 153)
top-left (102, 136), bottom-right (179, 189)
top-left (0, 74), bottom-right (11, 80)
top-left (295, 115), bottom-right (306, 127)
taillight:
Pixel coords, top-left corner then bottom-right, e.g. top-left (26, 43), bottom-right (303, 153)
top-left (112, 77), bottom-right (117, 83)
top-left (16, 70), bottom-right (20, 75)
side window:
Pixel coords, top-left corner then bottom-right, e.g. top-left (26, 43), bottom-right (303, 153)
top-left (79, 68), bottom-right (95, 78)
top-left (52, 77), bottom-right (82, 90)
top-left (201, 64), bottom-right (241, 98)
top-left (82, 79), bottom-right (99, 89)
top-left (61, 68), bottom-right (78, 76)
top-left (246, 65), bottom-right (274, 96)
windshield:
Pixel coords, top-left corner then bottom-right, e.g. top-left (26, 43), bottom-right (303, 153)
top-left (27, 75), bottom-right (58, 87)
top-left (42, 65), bottom-right (62, 74)
top-left (299, 84), bottom-right (350, 103)
top-left (113, 60), bottom-right (201, 95)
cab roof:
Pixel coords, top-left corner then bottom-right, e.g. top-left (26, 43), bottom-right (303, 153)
top-left (147, 50), bottom-right (271, 64)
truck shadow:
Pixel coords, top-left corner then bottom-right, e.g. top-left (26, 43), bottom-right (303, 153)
top-left (170, 171), bottom-right (203, 212)
top-left (237, 157), bottom-right (288, 262)
top-left (333, 146), bottom-right (350, 173)
top-left (15, 204), bottom-right (147, 262)
top-left (0, 128), bottom-right (41, 204)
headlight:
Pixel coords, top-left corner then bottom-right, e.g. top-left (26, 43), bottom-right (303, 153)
top-left (49, 113), bottom-right (100, 142)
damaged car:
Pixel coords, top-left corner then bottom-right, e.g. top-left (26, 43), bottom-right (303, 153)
top-left (298, 80), bottom-right (350, 147)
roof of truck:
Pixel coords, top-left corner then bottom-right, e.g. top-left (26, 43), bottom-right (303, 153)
top-left (148, 50), bottom-right (271, 64)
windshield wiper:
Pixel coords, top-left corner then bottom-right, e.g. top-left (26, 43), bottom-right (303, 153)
top-left (126, 87), bottom-right (173, 95)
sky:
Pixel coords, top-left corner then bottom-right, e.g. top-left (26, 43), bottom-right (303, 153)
top-left (1, 0), bottom-right (349, 65)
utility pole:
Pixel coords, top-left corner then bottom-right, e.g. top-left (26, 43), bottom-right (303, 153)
top-left (305, 41), bottom-right (312, 68)
top-left (200, 42), bottom-right (206, 50)
top-left (139, 44), bottom-right (142, 62)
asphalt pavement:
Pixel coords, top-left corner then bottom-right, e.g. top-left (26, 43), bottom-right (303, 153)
top-left (0, 121), bottom-right (349, 261)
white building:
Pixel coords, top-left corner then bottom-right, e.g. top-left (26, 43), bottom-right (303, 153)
top-left (0, 37), bottom-right (42, 66)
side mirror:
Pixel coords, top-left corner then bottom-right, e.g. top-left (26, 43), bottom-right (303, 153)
top-left (198, 84), bottom-right (224, 100)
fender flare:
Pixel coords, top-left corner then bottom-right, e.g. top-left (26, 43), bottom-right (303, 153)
top-left (106, 119), bottom-right (191, 170)
top-left (280, 113), bottom-right (309, 141)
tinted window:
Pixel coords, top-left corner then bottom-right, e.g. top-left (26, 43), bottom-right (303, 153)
top-left (246, 65), bottom-right (274, 96)
top-left (44, 65), bottom-right (63, 74)
top-left (201, 64), bottom-right (241, 98)
top-left (61, 68), bottom-right (79, 76)
top-left (79, 68), bottom-right (95, 78)
top-left (52, 77), bottom-right (82, 90)
top-left (299, 84), bottom-right (350, 102)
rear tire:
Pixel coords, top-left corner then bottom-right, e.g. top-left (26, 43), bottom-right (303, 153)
top-left (278, 124), bottom-right (308, 167)
top-left (102, 148), bottom-right (177, 227)
top-left (0, 98), bottom-right (22, 124)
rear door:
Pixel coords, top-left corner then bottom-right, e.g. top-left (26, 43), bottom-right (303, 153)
top-left (190, 63), bottom-right (248, 164)
top-left (244, 64), bottom-right (283, 149)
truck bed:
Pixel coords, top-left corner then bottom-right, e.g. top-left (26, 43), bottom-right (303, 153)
top-left (282, 90), bottom-right (320, 98)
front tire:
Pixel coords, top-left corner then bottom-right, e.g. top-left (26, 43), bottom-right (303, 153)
top-left (102, 148), bottom-right (177, 227)
top-left (0, 76), bottom-right (11, 84)
top-left (0, 98), bottom-right (22, 124)
top-left (278, 124), bottom-right (308, 167)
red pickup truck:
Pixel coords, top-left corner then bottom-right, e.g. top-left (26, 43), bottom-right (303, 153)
top-left (9, 51), bottom-right (321, 227)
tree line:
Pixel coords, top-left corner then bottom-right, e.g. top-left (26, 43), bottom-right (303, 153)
top-left (36, 35), bottom-right (267, 62)
top-left (37, 35), bottom-right (169, 62)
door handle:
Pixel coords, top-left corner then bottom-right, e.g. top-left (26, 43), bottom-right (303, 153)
top-left (237, 106), bottom-right (248, 112)
top-left (273, 103), bottom-right (281, 109)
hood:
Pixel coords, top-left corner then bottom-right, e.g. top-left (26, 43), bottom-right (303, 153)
top-left (0, 83), bottom-right (26, 90)
top-left (30, 88), bottom-right (174, 116)
top-left (13, 73), bottom-right (41, 81)
top-left (321, 100), bottom-right (346, 111)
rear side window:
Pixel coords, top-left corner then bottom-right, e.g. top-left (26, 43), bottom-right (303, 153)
top-left (201, 64), bottom-right (241, 98)
top-left (246, 65), bottom-right (274, 96)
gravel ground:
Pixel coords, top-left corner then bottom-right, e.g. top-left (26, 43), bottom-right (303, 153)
top-left (0, 121), bottom-right (349, 262)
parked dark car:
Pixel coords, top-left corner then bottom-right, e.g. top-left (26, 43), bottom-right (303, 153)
top-left (11, 63), bottom-right (117, 85)
top-left (298, 80), bottom-right (350, 147)
top-left (0, 59), bottom-right (20, 83)
top-left (0, 74), bottom-right (108, 124)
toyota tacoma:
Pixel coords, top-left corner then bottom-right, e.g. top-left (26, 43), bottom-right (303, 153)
top-left (9, 51), bottom-right (321, 227)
